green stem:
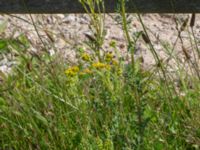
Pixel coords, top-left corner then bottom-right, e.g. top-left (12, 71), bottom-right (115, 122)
top-left (121, 0), bottom-right (135, 70)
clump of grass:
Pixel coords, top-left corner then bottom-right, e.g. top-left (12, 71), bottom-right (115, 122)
top-left (0, 0), bottom-right (200, 149)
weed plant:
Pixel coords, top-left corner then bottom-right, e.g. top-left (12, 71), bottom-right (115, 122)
top-left (0, 0), bottom-right (200, 149)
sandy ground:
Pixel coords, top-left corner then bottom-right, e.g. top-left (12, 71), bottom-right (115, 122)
top-left (0, 14), bottom-right (200, 73)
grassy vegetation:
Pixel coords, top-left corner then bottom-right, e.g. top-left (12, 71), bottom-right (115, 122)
top-left (0, 0), bottom-right (200, 149)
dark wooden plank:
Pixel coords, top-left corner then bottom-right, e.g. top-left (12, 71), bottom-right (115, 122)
top-left (0, 0), bottom-right (199, 13)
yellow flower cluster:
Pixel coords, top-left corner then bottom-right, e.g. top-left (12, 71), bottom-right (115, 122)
top-left (65, 66), bottom-right (79, 77)
top-left (92, 62), bottom-right (110, 70)
top-left (81, 53), bottom-right (91, 61)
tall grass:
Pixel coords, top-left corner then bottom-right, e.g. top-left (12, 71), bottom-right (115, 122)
top-left (0, 0), bottom-right (200, 149)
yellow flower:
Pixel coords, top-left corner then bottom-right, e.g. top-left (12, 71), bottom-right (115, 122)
top-left (71, 66), bottom-right (79, 72)
top-left (65, 66), bottom-right (79, 77)
top-left (83, 68), bottom-right (93, 74)
top-left (81, 53), bottom-right (91, 61)
top-left (92, 62), bottom-right (110, 70)
top-left (80, 69), bottom-right (93, 75)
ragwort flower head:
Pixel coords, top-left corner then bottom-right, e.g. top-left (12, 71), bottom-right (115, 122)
top-left (81, 53), bottom-right (91, 61)
top-left (65, 66), bottom-right (80, 77)
top-left (92, 62), bottom-right (110, 70)
top-left (80, 68), bottom-right (93, 76)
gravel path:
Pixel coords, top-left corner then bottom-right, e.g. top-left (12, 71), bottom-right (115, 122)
top-left (0, 14), bottom-right (200, 73)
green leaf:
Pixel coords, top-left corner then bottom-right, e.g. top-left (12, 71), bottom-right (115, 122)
top-left (33, 110), bottom-right (48, 126)
top-left (18, 34), bottom-right (30, 48)
top-left (0, 97), bottom-right (6, 106)
top-left (0, 40), bottom-right (7, 48)
top-left (0, 40), bottom-right (8, 53)
top-left (9, 34), bottom-right (30, 53)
